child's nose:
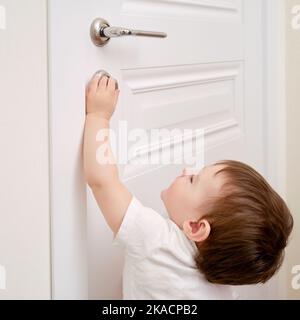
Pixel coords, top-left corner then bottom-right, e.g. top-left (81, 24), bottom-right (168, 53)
top-left (182, 168), bottom-right (195, 176)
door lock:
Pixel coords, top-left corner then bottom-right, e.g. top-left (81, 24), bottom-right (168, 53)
top-left (93, 70), bottom-right (119, 90)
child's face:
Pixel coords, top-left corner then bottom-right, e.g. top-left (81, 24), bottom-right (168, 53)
top-left (161, 164), bottom-right (227, 228)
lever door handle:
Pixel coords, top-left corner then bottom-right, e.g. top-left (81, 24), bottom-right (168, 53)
top-left (90, 17), bottom-right (167, 47)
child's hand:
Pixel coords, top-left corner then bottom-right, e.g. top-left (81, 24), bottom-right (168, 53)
top-left (86, 73), bottom-right (120, 120)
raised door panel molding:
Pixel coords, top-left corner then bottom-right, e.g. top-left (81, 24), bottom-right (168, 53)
top-left (122, 0), bottom-right (242, 19)
top-left (121, 62), bottom-right (243, 179)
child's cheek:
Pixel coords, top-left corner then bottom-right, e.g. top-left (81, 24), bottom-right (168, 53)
top-left (171, 181), bottom-right (186, 203)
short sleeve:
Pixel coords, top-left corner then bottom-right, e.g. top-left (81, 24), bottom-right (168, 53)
top-left (112, 196), bottom-right (171, 259)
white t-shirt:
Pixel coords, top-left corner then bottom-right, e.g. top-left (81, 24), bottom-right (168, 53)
top-left (112, 196), bottom-right (238, 300)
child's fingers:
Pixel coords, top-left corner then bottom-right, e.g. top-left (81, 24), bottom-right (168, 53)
top-left (87, 73), bottom-right (101, 93)
top-left (98, 75), bottom-right (109, 89)
top-left (107, 77), bottom-right (118, 91)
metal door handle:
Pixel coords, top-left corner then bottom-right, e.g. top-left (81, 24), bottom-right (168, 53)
top-left (90, 17), bottom-right (167, 47)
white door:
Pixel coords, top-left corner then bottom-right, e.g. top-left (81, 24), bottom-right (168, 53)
top-left (49, 0), bottom-right (275, 299)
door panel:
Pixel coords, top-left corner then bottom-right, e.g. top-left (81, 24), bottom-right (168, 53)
top-left (49, 0), bottom-right (271, 299)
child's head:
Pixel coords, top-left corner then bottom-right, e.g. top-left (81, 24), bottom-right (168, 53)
top-left (161, 160), bottom-right (293, 285)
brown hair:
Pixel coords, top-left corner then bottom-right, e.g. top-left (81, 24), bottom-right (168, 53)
top-left (194, 160), bottom-right (294, 285)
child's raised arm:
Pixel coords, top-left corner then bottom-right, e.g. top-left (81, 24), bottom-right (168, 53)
top-left (83, 73), bottom-right (132, 235)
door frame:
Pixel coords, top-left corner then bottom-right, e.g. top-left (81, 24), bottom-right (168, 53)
top-left (48, 0), bottom-right (287, 299)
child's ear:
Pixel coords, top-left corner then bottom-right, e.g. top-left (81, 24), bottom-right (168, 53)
top-left (182, 219), bottom-right (211, 243)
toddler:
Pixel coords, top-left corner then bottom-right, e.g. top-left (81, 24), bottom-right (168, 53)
top-left (83, 73), bottom-right (293, 299)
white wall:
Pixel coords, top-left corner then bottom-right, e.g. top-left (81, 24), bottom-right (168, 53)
top-left (0, 0), bottom-right (51, 299)
top-left (286, 0), bottom-right (300, 300)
